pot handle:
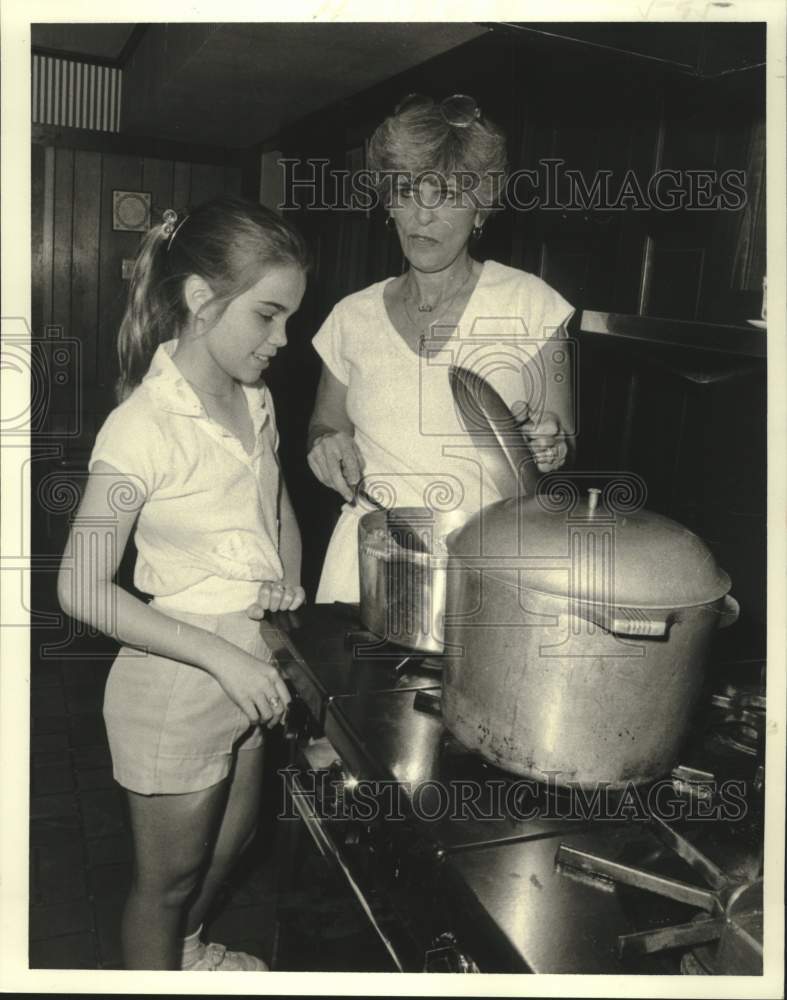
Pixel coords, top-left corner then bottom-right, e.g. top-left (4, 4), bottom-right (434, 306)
top-left (575, 605), bottom-right (674, 638)
top-left (716, 594), bottom-right (740, 630)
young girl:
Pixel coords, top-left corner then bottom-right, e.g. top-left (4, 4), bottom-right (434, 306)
top-left (57, 197), bottom-right (309, 971)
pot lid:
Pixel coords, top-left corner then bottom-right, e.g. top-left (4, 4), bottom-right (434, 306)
top-left (447, 492), bottom-right (732, 609)
top-left (448, 365), bottom-right (541, 500)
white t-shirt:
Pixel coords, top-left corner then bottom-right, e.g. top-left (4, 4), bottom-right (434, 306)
top-left (312, 260), bottom-right (574, 603)
top-left (88, 340), bottom-right (283, 614)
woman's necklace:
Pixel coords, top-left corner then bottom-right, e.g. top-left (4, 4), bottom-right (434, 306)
top-left (402, 264), bottom-right (475, 335)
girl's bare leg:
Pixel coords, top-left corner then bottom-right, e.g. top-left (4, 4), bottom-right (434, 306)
top-left (122, 779), bottom-right (229, 969)
top-left (183, 744), bottom-right (265, 936)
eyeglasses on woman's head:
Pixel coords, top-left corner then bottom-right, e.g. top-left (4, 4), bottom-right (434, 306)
top-left (393, 93), bottom-right (482, 128)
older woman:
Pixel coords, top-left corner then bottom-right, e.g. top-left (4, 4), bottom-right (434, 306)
top-left (308, 94), bottom-right (574, 603)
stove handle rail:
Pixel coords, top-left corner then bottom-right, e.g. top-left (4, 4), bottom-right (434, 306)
top-left (281, 764), bottom-right (425, 972)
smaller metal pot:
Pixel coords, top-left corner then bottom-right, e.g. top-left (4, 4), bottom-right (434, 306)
top-left (358, 366), bottom-right (541, 654)
top-left (358, 507), bottom-right (468, 653)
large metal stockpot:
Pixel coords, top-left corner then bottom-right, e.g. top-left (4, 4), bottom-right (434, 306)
top-left (441, 489), bottom-right (739, 788)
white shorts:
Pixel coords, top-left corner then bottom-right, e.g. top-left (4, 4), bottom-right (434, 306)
top-left (103, 605), bottom-right (267, 795)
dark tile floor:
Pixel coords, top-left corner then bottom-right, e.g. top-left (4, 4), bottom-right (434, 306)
top-left (29, 637), bottom-right (280, 970)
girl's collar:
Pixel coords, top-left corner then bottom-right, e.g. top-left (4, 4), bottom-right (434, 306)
top-left (144, 341), bottom-right (268, 420)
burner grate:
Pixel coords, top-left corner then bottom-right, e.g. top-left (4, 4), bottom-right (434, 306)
top-left (555, 814), bottom-right (763, 975)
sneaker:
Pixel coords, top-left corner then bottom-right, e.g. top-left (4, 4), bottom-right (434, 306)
top-left (187, 941), bottom-right (269, 971)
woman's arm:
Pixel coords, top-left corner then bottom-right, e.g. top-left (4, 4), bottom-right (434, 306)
top-left (58, 461), bottom-right (290, 725)
top-left (306, 365), bottom-right (364, 501)
top-left (307, 365), bottom-right (354, 449)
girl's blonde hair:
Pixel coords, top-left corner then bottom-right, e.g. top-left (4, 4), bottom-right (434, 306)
top-left (117, 196), bottom-right (309, 401)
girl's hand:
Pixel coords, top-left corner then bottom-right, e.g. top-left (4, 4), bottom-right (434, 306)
top-left (307, 431), bottom-right (364, 502)
top-left (246, 580), bottom-right (306, 618)
top-left (511, 401), bottom-right (568, 472)
top-left (210, 644), bottom-right (291, 728)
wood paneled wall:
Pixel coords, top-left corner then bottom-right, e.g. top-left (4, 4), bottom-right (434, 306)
top-left (573, 327), bottom-right (766, 627)
top-left (30, 132), bottom-right (243, 575)
top-left (272, 29), bottom-right (765, 328)
top-left (31, 138), bottom-right (242, 448)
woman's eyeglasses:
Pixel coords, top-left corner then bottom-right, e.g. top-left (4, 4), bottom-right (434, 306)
top-left (394, 93), bottom-right (482, 128)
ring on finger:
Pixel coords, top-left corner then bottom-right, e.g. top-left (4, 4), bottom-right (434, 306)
top-left (269, 694), bottom-right (282, 708)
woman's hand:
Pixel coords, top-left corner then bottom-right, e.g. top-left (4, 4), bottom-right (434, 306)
top-left (210, 644), bottom-right (291, 729)
top-left (307, 430), bottom-right (364, 502)
top-left (246, 580), bottom-right (306, 618)
top-left (511, 401), bottom-right (568, 472)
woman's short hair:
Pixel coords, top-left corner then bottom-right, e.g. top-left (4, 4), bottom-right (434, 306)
top-left (367, 96), bottom-right (508, 212)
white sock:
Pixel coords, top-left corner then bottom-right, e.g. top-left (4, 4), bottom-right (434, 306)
top-left (180, 925), bottom-right (205, 970)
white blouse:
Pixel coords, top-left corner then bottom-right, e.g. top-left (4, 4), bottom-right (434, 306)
top-left (312, 259), bottom-right (575, 603)
top-left (89, 340), bottom-right (283, 614)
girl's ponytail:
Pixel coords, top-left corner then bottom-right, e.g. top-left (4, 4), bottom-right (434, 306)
top-left (116, 221), bottom-right (179, 402)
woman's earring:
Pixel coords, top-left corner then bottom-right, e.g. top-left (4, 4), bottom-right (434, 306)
top-left (472, 224), bottom-right (484, 240)
top-left (385, 215), bottom-right (395, 231)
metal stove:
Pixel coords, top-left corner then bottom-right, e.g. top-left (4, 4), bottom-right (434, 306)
top-left (264, 603), bottom-right (766, 975)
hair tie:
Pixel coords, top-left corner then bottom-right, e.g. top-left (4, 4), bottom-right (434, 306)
top-left (161, 209), bottom-right (188, 251)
